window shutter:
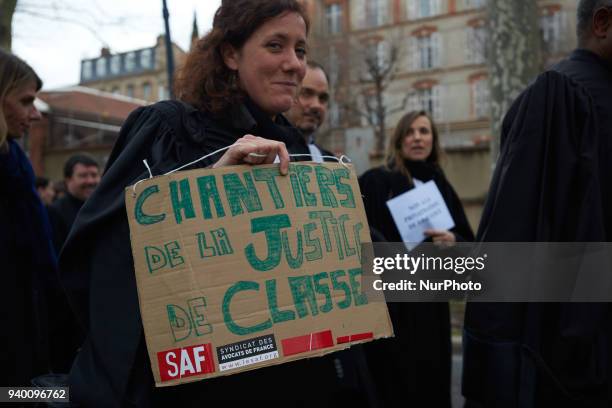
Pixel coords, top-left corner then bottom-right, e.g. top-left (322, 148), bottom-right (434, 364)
top-left (432, 32), bottom-right (442, 68)
top-left (407, 90), bottom-right (419, 112)
top-left (353, 0), bottom-right (366, 29)
top-left (379, 0), bottom-right (389, 25)
top-left (465, 28), bottom-right (474, 63)
top-left (406, 0), bottom-right (418, 20)
top-left (432, 84), bottom-right (444, 122)
top-left (379, 40), bottom-right (390, 68)
top-left (432, 0), bottom-right (442, 16)
top-left (408, 37), bottom-right (419, 71)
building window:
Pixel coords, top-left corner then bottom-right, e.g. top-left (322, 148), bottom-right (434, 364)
top-left (96, 58), bottom-right (107, 77)
top-left (328, 46), bottom-right (340, 85)
top-left (405, 0), bottom-right (442, 20)
top-left (367, 0), bottom-right (389, 27)
top-left (411, 32), bottom-right (441, 70)
top-left (329, 103), bottom-right (341, 128)
top-left (365, 41), bottom-right (389, 74)
top-left (540, 9), bottom-right (564, 53)
top-left (125, 52), bottom-right (136, 72)
top-left (472, 77), bottom-right (490, 118)
top-left (140, 48), bottom-right (153, 69)
top-left (82, 61), bottom-right (92, 80)
top-left (110, 55), bottom-right (121, 75)
top-left (326, 3), bottom-right (343, 34)
top-left (465, 0), bottom-right (486, 9)
top-left (466, 25), bottom-right (487, 64)
top-left (111, 87), bottom-right (120, 95)
top-left (408, 84), bottom-right (443, 121)
top-left (126, 84), bottom-right (134, 98)
top-left (158, 84), bottom-right (167, 100)
top-left (142, 82), bottom-right (152, 100)
top-left (362, 94), bottom-right (381, 127)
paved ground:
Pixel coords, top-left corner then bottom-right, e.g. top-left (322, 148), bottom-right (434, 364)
top-left (452, 354), bottom-right (465, 408)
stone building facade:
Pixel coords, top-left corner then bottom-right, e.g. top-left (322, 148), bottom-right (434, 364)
top-left (302, 0), bottom-right (578, 228)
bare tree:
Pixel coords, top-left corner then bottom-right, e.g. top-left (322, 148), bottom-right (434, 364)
top-left (8, 0), bottom-right (161, 49)
top-left (343, 40), bottom-right (408, 157)
top-left (0, 0), bottom-right (18, 50)
top-left (486, 0), bottom-right (542, 163)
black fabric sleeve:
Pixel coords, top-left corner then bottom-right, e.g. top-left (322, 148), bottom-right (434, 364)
top-left (358, 167), bottom-right (398, 242)
top-left (437, 178), bottom-right (475, 242)
top-left (464, 70), bottom-right (606, 405)
top-left (59, 106), bottom-right (169, 325)
top-left (58, 105), bottom-right (176, 407)
top-left (476, 70), bottom-right (601, 242)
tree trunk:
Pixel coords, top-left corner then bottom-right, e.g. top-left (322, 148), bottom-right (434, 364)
top-left (487, 0), bottom-right (542, 164)
top-left (0, 0), bottom-right (18, 50)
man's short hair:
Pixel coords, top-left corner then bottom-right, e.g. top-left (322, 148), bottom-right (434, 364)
top-left (577, 0), bottom-right (612, 43)
top-left (35, 176), bottom-right (49, 189)
top-left (64, 154), bottom-right (99, 178)
top-left (306, 61), bottom-right (330, 84)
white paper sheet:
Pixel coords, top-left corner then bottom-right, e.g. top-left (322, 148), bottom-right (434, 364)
top-left (386, 180), bottom-right (455, 250)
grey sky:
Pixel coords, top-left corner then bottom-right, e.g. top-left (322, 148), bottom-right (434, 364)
top-left (12, 0), bottom-right (222, 90)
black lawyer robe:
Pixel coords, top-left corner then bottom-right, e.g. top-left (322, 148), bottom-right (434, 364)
top-left (0, 140), bottom-right (56, 386)
top-left (358, 162), bottom-right (474, 408)
top-left (58, 100), bottom-right (335, 407)
top-left (463, 49), bottom-right (612, 408)
top-left (46, 192), bottom-right (86, 373)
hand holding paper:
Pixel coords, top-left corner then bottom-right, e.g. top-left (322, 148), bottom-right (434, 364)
top-left (424, 229), bottom-right (456, 247)
top-left (386, 180), bottom-right (455, 250)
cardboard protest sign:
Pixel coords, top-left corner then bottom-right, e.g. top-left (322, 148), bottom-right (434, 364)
top-left (125, 162), bottom-right (393, 386)
top-left (386, 180), bottom-right (455, 250)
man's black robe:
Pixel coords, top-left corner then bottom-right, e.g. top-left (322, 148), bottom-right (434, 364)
top-left (46, 192), bottom-right (86, 373)
top-left (463, 49), bottom-right (612, 408)
top-left (58, 100), bottom-right (338, 407)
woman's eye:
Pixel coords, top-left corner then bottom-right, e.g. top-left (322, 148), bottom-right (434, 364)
top-left (295, 47), bottom-right (307, 58)
top-left (267, 43), bottom-right (282, 51)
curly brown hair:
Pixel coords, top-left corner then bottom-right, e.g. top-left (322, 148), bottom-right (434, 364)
top-left (174, 0), bottom-right (309, 115)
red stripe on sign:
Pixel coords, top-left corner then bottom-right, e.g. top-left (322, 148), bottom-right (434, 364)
top-left (282, 330), bottom-right (334, 356)
top-left (157, 343), bottom-right (215, 382)
top-left (337, 332), bottom-right (374, 344)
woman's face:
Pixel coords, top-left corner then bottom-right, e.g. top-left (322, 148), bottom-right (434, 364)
top-left (401, 115), bottom-right (434, 161)
top-left (223, 11), bottom-right (307, 116)
top-left (2, 80), bottom-right (41, 139)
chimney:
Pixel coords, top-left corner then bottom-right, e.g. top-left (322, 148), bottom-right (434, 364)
top-left (100, 47), bottom-right (111, 57)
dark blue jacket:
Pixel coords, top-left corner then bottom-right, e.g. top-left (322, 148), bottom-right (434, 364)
top-left (0, 139), bottom-right (57, 385)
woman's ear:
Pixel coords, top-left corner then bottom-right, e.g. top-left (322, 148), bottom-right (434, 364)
top-left (221, 43), bottom-right (239, 70)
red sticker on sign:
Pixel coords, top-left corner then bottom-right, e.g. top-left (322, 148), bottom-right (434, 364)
top-left (157, 343), bottom-right (215, 382)
top-left (281, 330), bottom-right (334, 356)
top-left (337, 332), bottom-right (374, 344)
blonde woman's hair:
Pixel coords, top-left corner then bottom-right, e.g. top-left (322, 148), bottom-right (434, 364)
top-left (0, 48), bottom-right (42, 151)
top-left (385, 110), bottom-right (443, 183)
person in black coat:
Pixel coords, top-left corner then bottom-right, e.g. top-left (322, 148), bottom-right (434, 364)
top-left (48, 154), bottom-right (100, 254)
top-left (46, 154), bottom-right (100, 373)
top-left (0, 49), bottom-right (54, 386)
top-left (359, 110), bottom-right (474, 408)
top-left (58, 1), bottom-right (343, 407)
top-left (463, 2), bottom-right (612, 407)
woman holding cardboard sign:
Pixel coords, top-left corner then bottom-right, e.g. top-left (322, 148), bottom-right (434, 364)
top-left (57, 1), bottom-right (335, 407)
top-left (359, 110), bottom-right (474, 407)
